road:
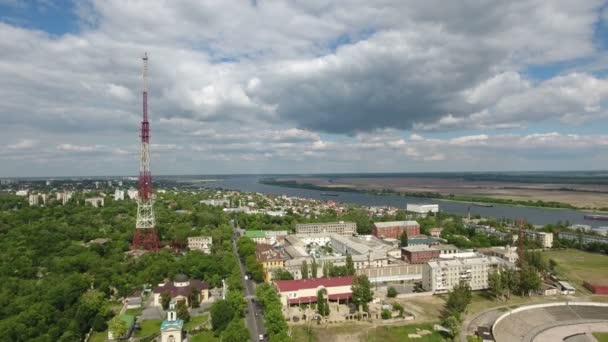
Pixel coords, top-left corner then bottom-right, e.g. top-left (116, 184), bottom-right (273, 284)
top-left (231, 229), bottom-right (266, 341)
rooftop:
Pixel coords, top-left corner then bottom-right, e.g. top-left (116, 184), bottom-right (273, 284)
top-left (274, 276), bottom-right (354, 292)
top-left (427, 256), bottom-right (511, 268)
top-left (373, 221), bottom-right (419, 228)
top-left (402, 245), bottom-right (437, 252)
top-left (161, 319), bottom-right (184, 331)
top-left (244, 230), bottom-right (266, 238)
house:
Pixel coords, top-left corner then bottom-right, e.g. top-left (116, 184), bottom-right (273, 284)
top-left (273, 276), bottom-right (354, 307)
top-left (557, 281), bottom-right (576, 295)
top-left (153, 274), bottom-right (209, 307)
top-left (429, 228), bottom-right (443, 238)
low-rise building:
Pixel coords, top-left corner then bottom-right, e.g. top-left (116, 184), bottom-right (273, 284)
top-left (429, 227), bottom-right (443, 238)
top-left (153, 274), bottom-right (209, 307)
top-left (402, 245), bottom-right (441, 264)
top-left (256, 244), bottom-right (286, 281)
top-left (274, 276), bottom-right (354, 306)
top-left (422, 256), bottom-right (513, 293)
top-left (296, 221), bottom-right (356, 236)
top-left (244, 230), bottom-right (288, 245)
top-left (431, 244), bottom-right (459, 256)
top-left (200, 199), bottom-right (230, 207)
top-left (408, 236), bottom-right (441, 246)
top-left (406, 203), bottom-right (439, 216)
top-left (372, 220), bottom-right (420, 239)
top-left (187, 236), bottom-right (212, 254)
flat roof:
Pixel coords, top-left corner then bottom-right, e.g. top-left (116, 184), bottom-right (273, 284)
top-left (402, 245), bottom-right (436, 252)
top-left (244, 230), bottom-right (266, 238)
top-left (373, 221), bottom-right (419, 228)
top-left (274, 276), bottom-right (354, 292)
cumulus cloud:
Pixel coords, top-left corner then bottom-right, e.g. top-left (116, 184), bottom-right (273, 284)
top-left (0, 0), bottom-right (607, 175)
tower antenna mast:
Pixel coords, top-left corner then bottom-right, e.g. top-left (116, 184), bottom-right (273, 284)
top-left (132, 52), bottom-right (160, 251)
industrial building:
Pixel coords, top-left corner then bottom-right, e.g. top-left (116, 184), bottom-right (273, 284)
top-left (401, 245), bottom-right (441, 264)
top-left (406, 203), bottom-right (439, 216)
top-left (422, 256), bottom-right (514, 293)
top-left (372, 220), bottom-right (420, 239)
top-left (295, 221), bottom-right (356, 236)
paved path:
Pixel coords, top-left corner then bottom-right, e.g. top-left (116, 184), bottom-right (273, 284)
top-left (531, 321), bottom-right (608, 342)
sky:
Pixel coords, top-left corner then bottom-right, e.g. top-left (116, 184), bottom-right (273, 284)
top-left (1, 0), bottom-right (608, 177)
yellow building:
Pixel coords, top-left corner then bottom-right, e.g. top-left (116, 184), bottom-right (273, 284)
top-left (256, 244), bottom-right (286, 282)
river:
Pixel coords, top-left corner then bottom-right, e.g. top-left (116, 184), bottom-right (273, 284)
top-left (192, 175), bottom-right (605, 228)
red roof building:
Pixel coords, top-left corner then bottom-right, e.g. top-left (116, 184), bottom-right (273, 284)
top-left (372, 221), bottom-right (420, 239)
top-left (152, 274), bottom-right (210, 308)
top-left (273, 276), bottom-right (354, 306)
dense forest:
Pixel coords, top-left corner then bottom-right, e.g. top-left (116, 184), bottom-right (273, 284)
top-left (0, 192), bottom-right (240, 341)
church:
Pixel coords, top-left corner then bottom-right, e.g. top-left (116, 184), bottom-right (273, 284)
top-left (160, 301), bottom-right (184, 342)
top-left (153, 274), bottom-right (210, 307)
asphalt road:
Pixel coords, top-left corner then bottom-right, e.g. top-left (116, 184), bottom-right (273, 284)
top-left (232, 232), bottom-right (266, 342)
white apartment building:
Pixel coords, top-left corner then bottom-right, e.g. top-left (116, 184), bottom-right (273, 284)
top-left (85, 197), bottom-right (105, 208)
top-left (295, 221), bottom-right (356, 236)
top-left (127, 189), bottom-right (139, 200)
top-left (422, 256), bottom-right (513, 293)
top-left (56, 191), bottom-right (73, 205)
top-left (187, 236), bottom-right (212, 254)
top-left (200, 199), bottom-right (230, 207)
top-left (114, 189), bottom-right (125, 201)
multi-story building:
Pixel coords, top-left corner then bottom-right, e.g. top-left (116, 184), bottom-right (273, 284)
top-left (558, 231), bottom-right (608, 245)
top-left (243, 230), bottom-right (288, 245)
top-left (127, 188), bottom-right (139, 200)
top-left (372, 220), bottom-right (420, 239)
top-left (187, 236), bottom-right (212, 254)
top-left (478, 246), bottom-right (519, 264)
top-left (402, 245), bottom-right (441, 264)
top-left (422, 256), bottom-right (513, 293)
top-left (28, 194), bottom-right (39, 206)
top-left (85, 197), bottom-right (105, 207)
top-left (256, 244), bottom-right (286, 281)
top-left (511, 230), bottom-right (553, 248)
top-left (274, 276), bottom-right (354, 306)
top-left (429, 227), bottom-right (443, 238)
top-left (295, 221), bottom-right (356, 236)
top-left (56, 191), bottom-right (73, 205)
top-left (114, 189), bottom-right (125, 201)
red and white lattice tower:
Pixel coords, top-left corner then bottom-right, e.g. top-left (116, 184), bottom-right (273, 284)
top-left (132, 52), bottom-right (160, 251)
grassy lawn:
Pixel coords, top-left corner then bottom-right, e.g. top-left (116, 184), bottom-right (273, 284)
top-left (135, 319), bottom-right (162, 338)
top-left (291, 323), bottom-right (447, 342)
top-left (185, 313), bottom-right (209, 330)
top-left (366, 323), bottom-right (446, 342)
top-left (189, 330), bottom-right (219, 342)
top-left (125, 307), bottom-right (143, 316)
top-left (543, 249), bottom-right (608, 290)
top-left (594, 332), bottom-right (608, 342)
top-left (89, 331), bottom-right (107, 342)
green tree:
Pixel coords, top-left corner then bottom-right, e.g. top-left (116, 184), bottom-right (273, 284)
top-left (351, 275), bottom-right (373, 312)
top-left (108, 316), bottom-right (127, 339)
top-left (345, 254), bottom-right (355, 276)
top-left (518, 265), bottom-right (542, 296)
top-left (387, 287), bottom-right (398, 298)
top-left (210, 300), bottom-right (235, 333)
top-left (226, 290), bottom-right (246, 318)
top-left (301, 260), bottom-right (309, 279)
top-left (189, 288), bottom-right (200, 308)
top-left (381, 308), bottom-right (391, 319)
top-left (445, 283), bottom-right (472, 316)
top-left (221, 319), bottom-right (250, 342)
top-left (272, 269), bottom-right (294, 280)
top-left (176, 300), bottom-right (190, 322)
top-left (316, 289), bottom-right (330, 316)
top-left (311, 258), bottom-right (318, 278)
top-left (160, 291), bottom-right (171, 310)
top-left (399, 230), bottom-right (409, 247)
top-left (443, 315), bottom-right (460, 340)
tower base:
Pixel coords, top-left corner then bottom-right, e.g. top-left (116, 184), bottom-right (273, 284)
top-left (132, 228), bottom-right (161, 251)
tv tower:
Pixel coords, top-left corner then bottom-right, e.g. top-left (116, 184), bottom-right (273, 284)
top-left (132, 52), bottom-right (160, 251)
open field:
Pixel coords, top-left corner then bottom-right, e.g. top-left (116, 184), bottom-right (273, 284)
top-left (272, 175), bottom-right (608, 209)
top-left (89, 331), bottom-right (107, 342)
top-left (594, 332), bottom-right (608, 342)
top-left (291, 322), bottom-right (446, 342)
top-left (543, 249), bottom-right (608, 289)
top-left (184, 313), bottom-right (209, 330)
top-left (189, 330), bottom-right (219, 342)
